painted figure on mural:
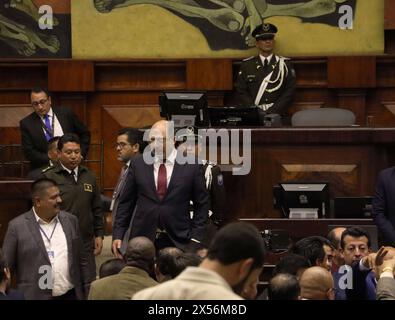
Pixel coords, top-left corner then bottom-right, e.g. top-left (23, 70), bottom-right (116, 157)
top-left (0, 0), bottom-right (70, 57)
top-left (93, 0), bottom-right (355, 50)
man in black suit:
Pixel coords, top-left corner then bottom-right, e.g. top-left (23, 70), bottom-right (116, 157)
top-left (2, 178), bottom-right (90, 299)
top-left (112, 120), bottom-right (209, 256)
top-left (20, 87), bottom-right (90, 171)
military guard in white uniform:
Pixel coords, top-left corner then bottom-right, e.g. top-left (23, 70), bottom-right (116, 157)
top-left (235, 23), bottom-right (296, 117)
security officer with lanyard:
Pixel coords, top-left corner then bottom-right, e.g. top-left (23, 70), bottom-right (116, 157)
top-left (235, 22), bottom-right (296, 118)
top-left (176, 126), bottom-right (226, 245)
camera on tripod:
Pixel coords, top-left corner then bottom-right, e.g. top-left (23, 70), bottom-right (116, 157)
top-left (260, 229), bottom-right (290, 252)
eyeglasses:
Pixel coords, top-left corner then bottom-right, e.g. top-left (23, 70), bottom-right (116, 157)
top-left (31, 99), bottom-right (48, 107)
top-left (114, 142), bottom-right (131, 149)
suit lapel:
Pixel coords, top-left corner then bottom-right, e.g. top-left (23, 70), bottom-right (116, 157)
top-left (32, 113), bottom-right (48, 146)
top-left (52, 106), bottom-right (67, 132)
top-left (145, 162), bottom-right (158, 200)
top-left (166, 161), bottom-right (180, 197)
top-left (26, 210), bottom-right (50, 264)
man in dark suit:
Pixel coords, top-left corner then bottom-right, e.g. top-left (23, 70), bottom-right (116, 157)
top-left (2, 178), bottom-right (90, 300)
top-left (235, 23), bottom-right (296, 117)
top-left (20, 87), bottom-right (90, 170)
top-left (372, 167), bottom-right (395, 246)
top-left (112, 120), bottom-right (209, 256)
top-left (111, 127), bottom-right (143, 254)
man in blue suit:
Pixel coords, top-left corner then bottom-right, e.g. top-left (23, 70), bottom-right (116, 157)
top-left (372, 167), bottom-right (395, 246)
top-left (112, 120), bottom-right (209, 256)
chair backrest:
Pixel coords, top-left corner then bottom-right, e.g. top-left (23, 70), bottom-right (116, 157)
top-left (291, 108), bottom-right (356, 127)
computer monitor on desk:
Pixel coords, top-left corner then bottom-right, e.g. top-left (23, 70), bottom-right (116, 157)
top-left (273, 182), bottom-right (330, 219)
top-left (159, 92), bottom-right (208, 127)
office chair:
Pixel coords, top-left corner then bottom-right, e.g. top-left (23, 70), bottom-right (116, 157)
top-left (291, 108), bottom-right (356, 127)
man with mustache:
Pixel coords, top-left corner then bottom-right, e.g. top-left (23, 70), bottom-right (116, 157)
top-left (2, 178), bottom-right (89, 299)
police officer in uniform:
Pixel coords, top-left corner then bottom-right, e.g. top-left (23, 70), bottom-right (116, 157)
top-left (176, 126), bottom-right (226, 246)
top-left (235, 23), bottom-right (296, 118)
top-left (41, 133), bottom-right (104, 284)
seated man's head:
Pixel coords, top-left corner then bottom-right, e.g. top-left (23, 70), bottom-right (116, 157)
top-left (299, 266), bottom-right (335, 300)
top-left (47, 136), bottom-right (60, 165)
top-left (99, 258), bottom-right (126, 279)
top-left (203, 222), bottom-right (266, 297)
top-left (327, 227), bottom-right (346, 268)
top-left (272, 253), bottom-right (311, 279)
top-left (340, 227), bottom-right (371, 266)
top-left (268, 273), bottom-right (300, 300)
top-left (125, 237), bottom-right (156, 275)
top-left (292, 236), bottom-right (335, 271)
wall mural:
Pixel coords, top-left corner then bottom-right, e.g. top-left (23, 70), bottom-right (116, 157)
top-left (0, 0), bottom-right (71, 58)
top-left (92, 0), bottom-right (357, 50)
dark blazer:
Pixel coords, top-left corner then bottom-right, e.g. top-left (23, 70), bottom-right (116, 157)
top-left (113, 152), bottom-right (209, 249)
top-left (372, 167), bottom-right (395, 246)
top-left (20, 106), bottom-right (90, 170)
top-left (2, 210), bottom-right (90, 300)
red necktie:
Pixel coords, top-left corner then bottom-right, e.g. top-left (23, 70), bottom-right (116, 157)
top-left (157, 163), bottom-right (167, 200)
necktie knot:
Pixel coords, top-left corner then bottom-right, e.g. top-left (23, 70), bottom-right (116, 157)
top-left (263, 58), bottom-right (268, 68)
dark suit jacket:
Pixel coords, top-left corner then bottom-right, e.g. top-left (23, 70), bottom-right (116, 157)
top-left (113, 152), bottom-right (209, 249)
top-left (20, 106), bottom-right (90, 170)
top-left (372, 167), bottom-right (395, 246)
top-left (2, 210), bottom-right (90, 300)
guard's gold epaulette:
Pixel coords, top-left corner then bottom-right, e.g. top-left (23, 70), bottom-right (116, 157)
top-left (41, 166), bottom-right (54, 173)
top-left (243, 56), bottom-right (255, 61)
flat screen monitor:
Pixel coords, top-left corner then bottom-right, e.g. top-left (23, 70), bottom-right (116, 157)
top-left (159, 92), bottom-right (208, 127)
top-left (274, 182), bottom-right (330, 219)
top-left (208, 106), bottom-right (261, 127)
top-left (334, 196), bottom-right (373, 219)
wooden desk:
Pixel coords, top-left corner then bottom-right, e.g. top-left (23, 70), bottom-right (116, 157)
top-left (221, 128), bottom-right (395, 220)
top-left (0, 179), bottom-right (32, 245)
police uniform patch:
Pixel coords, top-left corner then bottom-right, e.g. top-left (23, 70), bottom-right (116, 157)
top-left (84, 183), bottom-right (93, 192)
top-left (217, 174), bottom-right (223, 186)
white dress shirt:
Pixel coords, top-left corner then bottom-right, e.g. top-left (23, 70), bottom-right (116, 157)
top-left (60, 163), bottom-right (78, 182)
top-left (33, 208), bottom-right (73, 296)
top-left (259, 53), bottom-right (275, 67)
top-left (42, 108), bottom-right (64, 138)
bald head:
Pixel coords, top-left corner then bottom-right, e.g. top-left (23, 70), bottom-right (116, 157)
top-left (125, 237), bottom-right (156, 272)
top-left (268, 273), bottom-right (300, 300)
top-left (149, 120), bottom-right (175, 159)
top-left (299, 266), bottom-right (334, 300)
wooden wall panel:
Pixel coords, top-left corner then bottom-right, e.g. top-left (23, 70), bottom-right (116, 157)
top-left (0, 63), bottom-right (47, 90)
top-left (385, 0), bottom-right (395, 30)
top-left (328, 56), bottom-right (376, 88)
top-left (48, 61), bottom-right (94, 92)
top-left (95, 62), bottom-right (185, 91)
top-left (186, 59), bottom-right (233, 90)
